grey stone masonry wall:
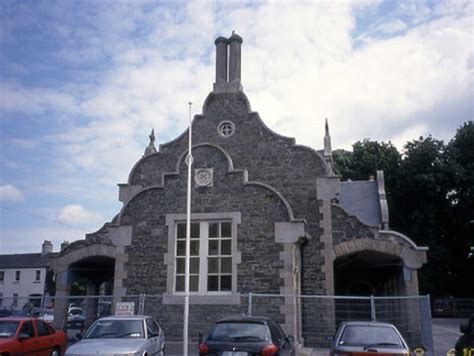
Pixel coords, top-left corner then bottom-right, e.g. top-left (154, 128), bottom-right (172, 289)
top-left (331, 205), bottom-right (376, 245)
top-left (119, 145), bottom-right (290, 338)
top-left (158, 91), bottom-right (327, 284)
top-left (332, 205), bottom-right (416, 251)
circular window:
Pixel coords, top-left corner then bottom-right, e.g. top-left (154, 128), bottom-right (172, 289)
top-left (218, 121), bottom-right (235, 138)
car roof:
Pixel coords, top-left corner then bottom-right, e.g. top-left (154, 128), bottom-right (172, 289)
top-left (96, 315), bottom-right (151, 321)
top-left (339, 321), bottom-right (398, 327)
top-left (0, 317), bottom-right (37, 321)
top-left (217, 315), bottom-right (274, 324)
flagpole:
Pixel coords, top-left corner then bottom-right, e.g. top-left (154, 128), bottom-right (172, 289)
top-left (183, 102), bottom-right (193, 356)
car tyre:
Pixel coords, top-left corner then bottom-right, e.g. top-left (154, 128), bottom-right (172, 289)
top-left (50, 347), bottom-right (61, 356)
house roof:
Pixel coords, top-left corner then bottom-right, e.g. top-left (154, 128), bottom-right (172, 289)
top-left (0, 253), bottom-right (56, 269)
top-left (337, 180), bottom-right (381, 227)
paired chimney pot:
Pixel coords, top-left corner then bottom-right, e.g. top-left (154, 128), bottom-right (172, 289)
top-left (213, 32), bottom-right (243, 93)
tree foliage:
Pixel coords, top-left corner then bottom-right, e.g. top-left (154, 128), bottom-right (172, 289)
top-left (333, 121), bottom-right (474, 297)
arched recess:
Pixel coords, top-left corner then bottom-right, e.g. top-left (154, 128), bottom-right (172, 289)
top-left (51, 244), bottom-right (118, 330)
top-left (333, 237), bottom-right (426, 297)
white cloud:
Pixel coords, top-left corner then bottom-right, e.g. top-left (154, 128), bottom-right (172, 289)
top-left (1, 0), bottom-right (473, 254)
top-left (56, 204), bottom-right (105, 228)
top-left (391, 123), bottom-right (429, 151)
top-left (0, 184), bottom-right (24, 202)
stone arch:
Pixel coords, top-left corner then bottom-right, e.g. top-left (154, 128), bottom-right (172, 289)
top-left (333, 237), bottom-right (427, 297)
top-left (333, 237), bottom-right (426, 270)
top-left (51, 243), bottom-right (119, 330)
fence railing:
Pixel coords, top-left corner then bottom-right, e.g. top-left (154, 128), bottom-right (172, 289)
top-left (0, 293), bottom-right (435, 355)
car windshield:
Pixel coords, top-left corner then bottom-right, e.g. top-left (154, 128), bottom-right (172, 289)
top-left (0, 321), bottom-right (19, 338)
top-left (84, 319), bottom-right (144, 339)
top-left (338, 325), bottom-right (403, 347)
top-left (208, 322), bottom-right (270, 342)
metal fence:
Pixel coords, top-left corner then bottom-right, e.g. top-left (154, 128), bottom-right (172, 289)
top-left (0, 293), bottom-right (435, 355)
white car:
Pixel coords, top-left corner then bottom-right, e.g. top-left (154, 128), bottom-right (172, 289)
top-left (65, 315), bottom-right (165, 356)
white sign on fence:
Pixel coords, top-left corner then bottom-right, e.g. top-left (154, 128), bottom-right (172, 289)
top-left (115, 302), bottom-right (135, 316)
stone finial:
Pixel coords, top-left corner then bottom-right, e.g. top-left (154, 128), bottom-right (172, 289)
top-left (144, 129), bottom-right (157, 156)
top-left (323, 118), bottom-right (334, 176)
top-left (377, 170), bottom-right (390, 229)
top-left (324, 118), bottom-right (332, 156)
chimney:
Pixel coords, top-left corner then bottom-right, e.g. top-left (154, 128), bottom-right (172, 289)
top-left (41, 240), bottom-right (53, 255)
top-left (213, 31), bottom-right (243, 93)
top-left (215, 36), bottom-right (228, 83)
top-left (228, 31), bottom-right (242, 82)
top-left (61, 241), bottom-right (69, 251)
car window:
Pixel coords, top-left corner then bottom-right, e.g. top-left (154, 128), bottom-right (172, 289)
top-left (339, 325), bottom-right (403, 347)
top-left (146, 318), bottom-right (160, 338)
top-left (208, 322), bottom-right (270, 342)
top-left (85, 319), bottom-right (144, 339)
top-left (0, 321), bottom-right (19, 338)
top-left (268, 321), bottom-right (285, 341)
top-left (19, 321), bottom-right (35, 338)
top-left (36, 320), bottom-right (51, 336)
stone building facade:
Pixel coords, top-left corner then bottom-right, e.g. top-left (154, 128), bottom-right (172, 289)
top-left (51, 33), bottom-right (427, 346)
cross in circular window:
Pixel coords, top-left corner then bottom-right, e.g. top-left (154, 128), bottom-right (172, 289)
top-left (218, 121), bottom-right (235, 138)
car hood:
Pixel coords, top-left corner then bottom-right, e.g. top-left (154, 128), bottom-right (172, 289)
top-left (66, 338), bottom-right (147, 354)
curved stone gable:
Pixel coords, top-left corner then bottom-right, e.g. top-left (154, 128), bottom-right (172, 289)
top-left (119, 144), bottom-right (296, 225)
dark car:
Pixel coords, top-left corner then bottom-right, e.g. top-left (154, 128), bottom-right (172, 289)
top-left (455, 315), bottom-right (474, 356)
top-left (330, 321), bottom-right (410, 356)
top-left (198, 315), bottom-right (295, 356)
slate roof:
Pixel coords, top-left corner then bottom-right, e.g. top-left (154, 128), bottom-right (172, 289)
top-left (0, 253), bottom-right (56, 269)
top-left (337, 180), bottom-right (381, 227)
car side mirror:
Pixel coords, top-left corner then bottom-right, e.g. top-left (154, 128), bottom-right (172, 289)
top-left (460, 324), bottom-right (468, 334)
top-left (76, 332), bottom-right (83, 340)
top-left (18, 332), bottom-right (30, 340)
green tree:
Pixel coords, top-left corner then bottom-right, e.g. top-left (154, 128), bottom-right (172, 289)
top-left (333, 140), bottom-right (401, 182)
top-left (443, 121), bottom-right (474, 296)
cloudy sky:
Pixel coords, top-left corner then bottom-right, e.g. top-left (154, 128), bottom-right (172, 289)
top-left (1, 0), bottom-right (473, 254)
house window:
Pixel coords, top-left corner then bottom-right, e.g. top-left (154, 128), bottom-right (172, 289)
top-left (175, 221), bottom-right (233, 293)
top-left (15, 271), bottom-right (20, 282)
top-left (207, 222), bottom-right (232, 292)
top-left (0, 271), bottom-right (4, 283)
top-left (165, 212), bottom-right (241, 303)
top-left (12, 293), bottom-right (18, 307)
top-left (0, 293), bottom-right (3, 306)
top-left (35, 270), bottom-right (41, 282)
top-left (175, 222), bottom-right (200, 292)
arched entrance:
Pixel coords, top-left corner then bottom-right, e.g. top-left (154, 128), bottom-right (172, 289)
top-left (68, 256), bottom-right (115, 328)
top-left (334, 250), bottom-right (403, 296)
top-left (51, 242), bottom-right (119, 329)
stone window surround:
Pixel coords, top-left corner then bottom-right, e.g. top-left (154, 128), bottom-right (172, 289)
top-left (217, 120), bottom-right (235, 138)
top-left (164, 212), bottom-right (242, 305)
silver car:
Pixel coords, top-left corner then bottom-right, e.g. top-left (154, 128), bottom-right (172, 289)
top-left (65, 315), bottom-right (165, 356)
top-left (330, 321), bottom-right (410, 356)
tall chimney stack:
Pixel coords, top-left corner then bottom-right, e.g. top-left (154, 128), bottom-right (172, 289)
top-left (215, 36), bottom-right (228, 83)
top-left (228, 31), bottom-right (242, 83)
top-left (42, 240), bottom-right (53, 255)
top-left (213, 31), bottom-right (243, 93)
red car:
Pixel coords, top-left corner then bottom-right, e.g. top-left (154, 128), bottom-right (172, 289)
top-left (0, 317), bottom-right (67, 356)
